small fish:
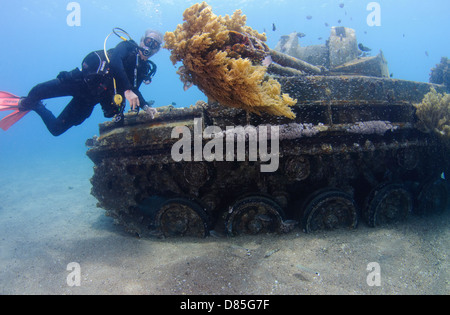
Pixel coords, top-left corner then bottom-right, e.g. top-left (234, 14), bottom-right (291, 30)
top-left (272, 23), bottom-right (276, 31)
top-left (296, 32), bottom-right (306, 39)
top-left (264, 248), bottom-right (280, 258)
top-left (339, 3), bottom-right (345, 8)
top-left (390, 73), bottom-right (394, 78)
top-left (306, 15), bottom-right (312, 20)
top-left (425, 51), bottom-right (429, 57)
top-left (256, 214), bottom-right (272, 222)
top-left (296, 264), bottom-right (320, 276)
top-left (230, 245), bottom-right (252, 257)
top-left (318, 37), bottom-right (323, 41)
top-left (209, 230), bottom-right (224, 238)
top-left (262, 55), bottom-right (273, 67)
top-left (358, 43), bottom-right (372, 52)
top-left (183, 81), bottom-right (194, 91)
top-left (338, 19), bottom-right (342, 24)
top-left (325, 22), bottom-right (329, 27)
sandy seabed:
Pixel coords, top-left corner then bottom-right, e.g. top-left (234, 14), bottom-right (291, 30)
top-left (0, 157), bottom-right (448, 295)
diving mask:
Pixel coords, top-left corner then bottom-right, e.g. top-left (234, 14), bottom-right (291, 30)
top-left (140, 37), bottom-right (161, 57)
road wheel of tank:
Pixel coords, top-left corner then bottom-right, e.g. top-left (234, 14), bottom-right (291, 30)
top-left (415, 178), bottom-right (449, 215)
top-left (226, 196), bottom-right (286, 236)
top-left (364, 183), bottom-right (413, 227)
top-left (301, 188), bottom-right (358, 233)
top-left (154, 198), bottom-right (210, 238)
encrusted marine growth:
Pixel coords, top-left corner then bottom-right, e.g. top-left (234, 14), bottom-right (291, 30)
top-left (415, 88), bottom-right (450, 138)
top-left (164, 2), bottom-right (297, 119)
top-left (430, 57), bottom-right (450, 88)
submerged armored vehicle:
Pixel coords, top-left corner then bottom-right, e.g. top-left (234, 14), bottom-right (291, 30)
top-left (86, 27), bottom-right (450, 238)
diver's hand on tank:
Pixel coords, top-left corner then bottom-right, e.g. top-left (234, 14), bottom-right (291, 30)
top-left (125, 90), bottom-right (140, 111)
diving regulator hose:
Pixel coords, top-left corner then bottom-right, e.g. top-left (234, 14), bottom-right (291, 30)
top-left (104, 28), bottom-right (132, 107)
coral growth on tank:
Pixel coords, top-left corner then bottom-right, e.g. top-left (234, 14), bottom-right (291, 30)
top-left (164, 2), bottom-right (297, 119)
top-left (415, 87), bottom-right (450, 138)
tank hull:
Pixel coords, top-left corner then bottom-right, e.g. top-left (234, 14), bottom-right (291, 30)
top-left (87, 76), bottom-right (449, 237)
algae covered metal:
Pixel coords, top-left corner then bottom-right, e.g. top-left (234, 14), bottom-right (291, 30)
top-left (86, 26), bottom-right (450, 238)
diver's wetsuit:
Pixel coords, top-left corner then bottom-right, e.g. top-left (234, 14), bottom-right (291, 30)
top-left (21, 41), bottom-right (152, 136)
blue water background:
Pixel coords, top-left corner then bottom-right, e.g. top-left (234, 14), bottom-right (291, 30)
top-left (0, 0), bottom-right (448, 171)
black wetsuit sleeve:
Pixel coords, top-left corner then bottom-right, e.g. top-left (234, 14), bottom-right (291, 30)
top-left (109, 41), bottom-right (134, 92)
top-left (134, 88), bottom-right (147, 106)
top-left (133, 64), bottom-right (150, 107)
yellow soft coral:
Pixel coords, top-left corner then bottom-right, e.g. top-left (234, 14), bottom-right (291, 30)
top-left (415, 87), bottom-right (450, 138)
top-left (164, 2), bottom-right (296, 119)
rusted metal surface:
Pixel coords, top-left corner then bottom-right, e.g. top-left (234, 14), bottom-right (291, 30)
top-left (87, 75), bottom-right (449, 238)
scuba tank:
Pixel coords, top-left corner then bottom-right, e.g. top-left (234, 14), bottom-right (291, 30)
top-left (81, 49), bottom-right (113, 97)
top-left (81, 49), bottom-right (122, 120)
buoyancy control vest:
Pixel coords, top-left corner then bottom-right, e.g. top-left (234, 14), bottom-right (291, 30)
top-left (81, 49), bottom-right (114, 98)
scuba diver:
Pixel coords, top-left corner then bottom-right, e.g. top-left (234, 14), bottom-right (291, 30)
top-left (0, 28), bottom-right (161, 135)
